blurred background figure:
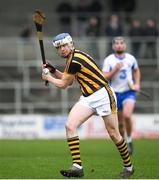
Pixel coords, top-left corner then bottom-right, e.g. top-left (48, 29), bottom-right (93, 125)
top-left (108, 0), bottom-right (136, 23)
top-left (75, 0), bottom-right (90, 37)
top-left (102, 37), bottom-right (141, 155)
top-left (108, 0), bottom-right (123, 13)
top-left (19, 24), bottom-right (32, 42)
top-left (143, 18), bottom-right (158, 60)
top-left (128, 19), bottom-right (143, 58)
top-left (88, 0), bottom-right (103, 33)
top-left (86, 16), bottom-right (100, 60)
top-left (105, 14), bottom-right (123, 55)
top-left (122, 0), bottom-right (136, 23)
top-left (56, 1), bottom-right (74, 34)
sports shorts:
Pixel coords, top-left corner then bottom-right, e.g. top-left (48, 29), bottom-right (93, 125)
top-left (77, 87), bottom-right (117, 116)
top-left (115, 90), bottom-right (136, 110)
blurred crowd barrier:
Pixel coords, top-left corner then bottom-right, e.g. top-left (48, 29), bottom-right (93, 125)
top-left (0, 114), bottom-right (159, 139)
top-left (0, 37), bottom-right (158, 114)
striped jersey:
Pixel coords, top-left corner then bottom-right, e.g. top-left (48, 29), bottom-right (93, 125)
top-left (64, 49), bottom-right (108, 96)
top-left (64, 49), bottom-right (117, 113)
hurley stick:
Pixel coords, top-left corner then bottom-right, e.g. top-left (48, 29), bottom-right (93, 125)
top-left (33, 10), bottom-right (48, 86)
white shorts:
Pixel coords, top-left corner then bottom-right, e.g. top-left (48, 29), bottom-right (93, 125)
top-left (77, 87), bottom-right (117, 116)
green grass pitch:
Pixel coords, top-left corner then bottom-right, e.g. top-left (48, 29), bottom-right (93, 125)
top-left (0, 139), bottom-right (159, 179)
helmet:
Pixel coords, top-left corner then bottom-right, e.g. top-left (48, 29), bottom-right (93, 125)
top-left (52, 33), bottom-right (73, 47)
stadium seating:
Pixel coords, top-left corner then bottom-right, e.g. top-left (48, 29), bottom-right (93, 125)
top-left (0, 0), bottom-right (158, 114)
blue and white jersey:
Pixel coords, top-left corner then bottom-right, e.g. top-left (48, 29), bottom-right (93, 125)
top-left (102, 53), bottom-right (138, 92)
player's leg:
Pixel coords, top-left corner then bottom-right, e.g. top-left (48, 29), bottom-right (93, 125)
top-left (118, 110), bottom-right (125, 137)
top-left (60, 102), bottom-right (94, 177)
top-left (102, 113), bottom-right (134, 178)
top-left (122, 100), bottom-right (135, 154)
top-left (115, 92), bottom-right (126, 138)
top-left (103, 113), bottom-right (134, 178)
top-left (123, 100), bottom-right (135, 137)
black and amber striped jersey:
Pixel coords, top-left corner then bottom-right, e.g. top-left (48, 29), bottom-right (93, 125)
top-left (64, 49), bottom-right (109, 97)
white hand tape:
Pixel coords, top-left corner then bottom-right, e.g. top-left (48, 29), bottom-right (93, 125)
top-left (43, 68), bottom-right (49, 75)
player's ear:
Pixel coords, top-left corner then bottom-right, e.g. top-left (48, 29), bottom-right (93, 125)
top-left (70, 41), bottom-right (75, 50)
top-left (112, 44), bottom-right (115, 51)
top-left (124, 43), bottom-right (127, 50)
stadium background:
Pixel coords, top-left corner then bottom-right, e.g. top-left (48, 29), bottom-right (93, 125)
top-left (0, 0), bottom-right (159, 178)
top-left (0, 0), bottom-right (159, 138)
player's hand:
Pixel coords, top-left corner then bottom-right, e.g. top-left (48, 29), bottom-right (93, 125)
top-left (44, 61), bottom-right (56, 73)
top-left (42, 68), bottom-right (51, 81)
top-left (133, 83), bottom-right (140, 92)
top-left (114, 62), bottom-right (123, 71)
top-left (128, 81), bottom-right (140, 92)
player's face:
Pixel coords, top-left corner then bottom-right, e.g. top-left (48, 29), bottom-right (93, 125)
top-left (56, 43), bottom-right (73, 58)
top-left (113, 40), bottom-right (126, 54)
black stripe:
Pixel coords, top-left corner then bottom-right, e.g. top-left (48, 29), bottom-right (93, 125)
top-left (120, 148), bottom-right (128, 154)
top-left (117, 139), bottom-right (125, 146)
top-left (118, 144), bottom-right (127, 151)
top-left (73, 56), bottom-right (107, 83)
top-left (77, 77), bottom-right (88, 95)
top-left (70, 148), bottom-right (79, 151)
top-left (68, 143), bottom-right (79, 147)
top-left (123, 154), bottom-right (130, 160)
top-left (80, 71), bottom-right (104, 87)
top-left (77, 77), bottom-right (97, 96)
top-left (71, 152), bottom-right (80, 156)
top-left (67, 137), bottom-right (79, 142)
top-left (78, 74), bottom-right (98, 91)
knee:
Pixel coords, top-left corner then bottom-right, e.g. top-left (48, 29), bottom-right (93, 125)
top-left (108, 128), bottom-right (121, 143)
top-left (65, 122), bottom-right (76, 132)
top-left (123, 112), bottom-right (131, 120)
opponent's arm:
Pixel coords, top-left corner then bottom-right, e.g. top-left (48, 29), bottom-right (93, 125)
top-left (132, 68), bottom-right (141, 91)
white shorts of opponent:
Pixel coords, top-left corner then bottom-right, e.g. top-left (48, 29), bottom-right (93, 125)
top-left (77, 87), bottom-right (117, 116)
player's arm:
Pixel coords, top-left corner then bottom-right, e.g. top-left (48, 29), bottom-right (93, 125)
top-left (42, 72), bottom-right (75, 89)
top-left (132, 67), bottom-right (141, 91)
top-left (53, 69), bottom-right (63, 79)
top-left (42, 60), bottom-right (80, 88)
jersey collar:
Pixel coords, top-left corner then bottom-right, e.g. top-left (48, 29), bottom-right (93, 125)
top-left (114, 53), bottom-right (125, 60)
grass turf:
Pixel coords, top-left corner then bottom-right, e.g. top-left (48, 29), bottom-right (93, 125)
top-left (0, 139), bottom-right (159, 179)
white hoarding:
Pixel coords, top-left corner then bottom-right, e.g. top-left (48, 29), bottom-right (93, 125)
top-left (0, 114), bottom-right (159, 139)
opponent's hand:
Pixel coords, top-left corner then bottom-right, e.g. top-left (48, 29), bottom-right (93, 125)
top-left (44, 62), bottom-right (56, 73)
top-left (114, 62), bottom-right (124, 71)
top-left (128, 81), bottom-right (140, 92)
top-left (133, 83), bottom-right (140, 92)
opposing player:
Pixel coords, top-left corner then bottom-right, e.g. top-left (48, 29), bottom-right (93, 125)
top-left (102, 36), bottom-right (141, 154)
top-left (41, 33), bottom-right (134, 178)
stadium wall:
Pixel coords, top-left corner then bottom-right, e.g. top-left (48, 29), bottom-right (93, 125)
top-left (0, 114), bottom-right (159, 139)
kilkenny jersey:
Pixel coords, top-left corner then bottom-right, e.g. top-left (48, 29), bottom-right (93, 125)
top-left (64, 49), bottom-right (117, 112)
top-left (64, 49), bottom-right (106, 96)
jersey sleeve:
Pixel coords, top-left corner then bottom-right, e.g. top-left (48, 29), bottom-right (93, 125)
top-left (132, 56), bottom-right (139, 69)
top-left (102, 57), bottom-right (111, 72)
top-left (66, 60), bottom-right (81, 74)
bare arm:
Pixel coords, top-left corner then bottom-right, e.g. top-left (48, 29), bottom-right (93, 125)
top-left (42, 71), bottom-right (75, 89)
top-left (53, 69), bottom-right (63, 79)
top-left (132, 68), bottom-right (141, 91)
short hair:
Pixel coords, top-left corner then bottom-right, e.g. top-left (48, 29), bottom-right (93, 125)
top-left (112, 36), bottom-right (125, 44)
